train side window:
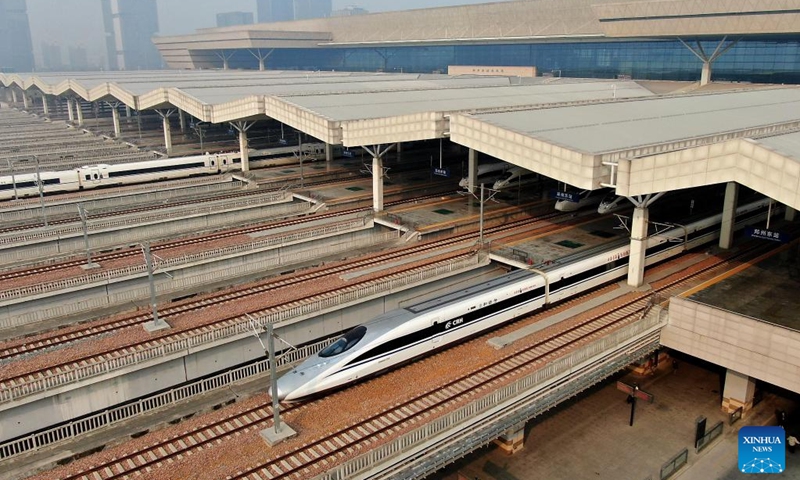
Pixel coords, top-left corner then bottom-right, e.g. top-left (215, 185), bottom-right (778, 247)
top-left (93, 174), bottom-right (99, 180)
top-left (211, 160), bottom-right (215, 166)
top-left (85, 174), bottom-right (91, 180)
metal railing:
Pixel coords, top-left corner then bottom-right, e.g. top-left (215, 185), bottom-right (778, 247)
top-left (0, 216), bottom-right (372, 300)
top-left (0, 192), bottom-right (294, 246)
top-left (659, 448), bottom-right (689, 480)
top-left (0, 252), bottom-right (486, 403)
top-left (316, 308), bottom-right (666, 480)
top-left (1, 232), bottom-right (401, 329)
top-left (695, 420), bottom-right (723, 453)
top-left (0, 337), bottom-right (336, 460)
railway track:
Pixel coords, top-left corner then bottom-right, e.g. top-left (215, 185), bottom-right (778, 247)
top-left (0, 191), bottom-right (457, 282)
top-left (0, 211), bottom-right (570, 362)
top-left (0, 174), bottom-right (353, 235)
top-left (44, 240), bottom-right (778, 480)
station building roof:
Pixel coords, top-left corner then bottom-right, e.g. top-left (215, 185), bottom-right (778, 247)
top-left (152, 0), bottom-right (800, 69)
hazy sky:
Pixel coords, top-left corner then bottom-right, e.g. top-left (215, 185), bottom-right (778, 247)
top-left (26, 0), bottom-right (511, 69)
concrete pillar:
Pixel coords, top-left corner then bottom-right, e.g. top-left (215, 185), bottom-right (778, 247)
top-left (75, 99), bottom-right (84, 126)
top-left (785, 206), bottom-right (796, 222)
top-left (41, 96), bottom-right (49, 116)
top-left (494, 426), bottom-right (525, 455)
top-left (223, 57), bottom-right (230, 70)
top-left (467, 148), bottom-right (478, 193)
top-left (66, 98), bottom-right (75, 122)
top-left (258, 57), bottom-right (265, 71)
top-left (325, 143), bottom-right (334, 162)
top-left (719, 182), bottom-right (739, 249)
top-left (700, 62), bottom-right (712, 86)
top-left (722, 369), bottom-right (756, 414)
top-left (627, 206), bottom-right (649, 288)
top-left (373, 156), bottom-right (384, 212)
top-left (22, 93), bottom-right (30, 109)
top-left (10, 89), bottom-right (18, 103)
top-left (396, 142), bottom-right (402, 153)
top-left (178, 109), bottom-right (186, 133)
top-left (239, 129), bottom-right (249, 172)
top-left (125, 105), bottom-right (132, 122)
top-left (163, 115), bottom-right (173, 155)
top-left (111, 106), bottom-right (121, 138)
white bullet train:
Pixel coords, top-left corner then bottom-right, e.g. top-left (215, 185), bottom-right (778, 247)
top-left (492, 166), bottom-right (539, 191)
top-left (554, 188), bottom-right (610, 212)
top-left (458, 162), bottom-right (511, 189)
top-left (0, 143), bottom-right (326, 201)
top-left (275, 198), bottom-right (770, 401)
top-left (597, 193), bottom-right (628, 215)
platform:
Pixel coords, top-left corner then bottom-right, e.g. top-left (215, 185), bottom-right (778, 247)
top-left (683, 241), bottom-right (800, 331)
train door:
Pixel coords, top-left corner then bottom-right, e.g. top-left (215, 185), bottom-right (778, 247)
top-left (430, 317), bottom-right (442, 345)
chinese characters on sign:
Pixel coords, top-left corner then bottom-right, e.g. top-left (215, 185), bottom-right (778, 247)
top-left (549, 190), bottom-right (580, 202)
top-left (747, 227), bottom-right (787, 243)
top-left (433, 167), bottom-right (450, 178)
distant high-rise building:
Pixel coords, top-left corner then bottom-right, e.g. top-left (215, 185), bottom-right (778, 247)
top-left (68, 46), bottom-right (89, 71)
top-left (293, 0), bottom-right (331, 20)
top-left (101, 0), bottom-right (161, 71)
top-left (257, 0), bottom-right (293, 23)
top-left (216, 11), bottom-right (254, 28)
top-left (332, 5), bottom-right (368, 17)
top-left (257, 0), bottom-right (330, 23)
top-left (0, 0), bottom-right (34, 72)
top-left (40, 42), bottom-right (61, 71)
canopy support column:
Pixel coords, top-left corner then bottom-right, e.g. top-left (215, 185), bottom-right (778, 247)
top-left (467, 148), bottom-right (478, 193)
top-left (66, 97), bottom-right (75, 123)
top-left (216, 49), bottom-right (235, 70)
top-left (325, 143), bottom-right (333, 162)
top-left (179, 109), bottom-right (186, 132)
top-left (10, 89), bottom-right (18, 103)
top-left (41, 95), bottom-right (49, 116)
top-left (248, 48), bottom-right (274, 71)
top-left (125, 104), bottom-right (132, 122)
top-left (22, 92), bottom-right (30, 110)
top-left (678, 36), bottom-right (740, 86)
top-left (362, 144), bottom-right (396, 212)
top-left (74, 98), bottom-right (84, 126)
top-left (156, 109), bottom-right (176, 155)
top-left (624, 193), bottom-right (665, 287)
top-left (107, 101), bottom-right (122, 138)
top-left (231, 121), bottom-right (256, 172)
top-left (719, 182), bottom-right (739, 249)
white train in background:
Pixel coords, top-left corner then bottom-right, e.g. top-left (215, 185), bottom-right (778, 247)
top-left (459, 162), bottom-right (511, 189)
top-left (492, 166), bottom-right (539, 191)
top-left (0, 144), bottom-right (326, 201)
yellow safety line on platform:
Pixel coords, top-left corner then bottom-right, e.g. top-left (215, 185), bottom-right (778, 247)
top-left (678, 240), bottom-right (797, 298)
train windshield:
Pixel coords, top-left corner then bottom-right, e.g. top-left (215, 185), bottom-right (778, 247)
top-left (319, 326), bottom-right (368, 358)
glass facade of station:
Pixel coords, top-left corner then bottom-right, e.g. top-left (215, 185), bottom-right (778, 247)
top-left (225, 37), bottom-right (800, 84)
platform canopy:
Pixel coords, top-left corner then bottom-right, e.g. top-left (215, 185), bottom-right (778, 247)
top-left (449, 87), bottom-right (800, 211)
top-left (0, 70), bottom-right (654, 145)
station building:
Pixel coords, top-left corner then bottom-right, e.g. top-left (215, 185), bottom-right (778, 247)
top-left (154, 0), bottom-right (800, 84)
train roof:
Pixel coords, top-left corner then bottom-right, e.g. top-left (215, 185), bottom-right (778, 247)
top-left (405, 269), bottom-right (533, 315)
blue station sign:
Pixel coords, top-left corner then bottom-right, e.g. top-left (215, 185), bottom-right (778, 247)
top-left (342, 149), bottom-right (356, 158)
top-left (747, 227), bottom-right (787, 243)
top-left (433, 167), bottom-right (450, 178)
top-left (549, 190), bottom-right (581, 202)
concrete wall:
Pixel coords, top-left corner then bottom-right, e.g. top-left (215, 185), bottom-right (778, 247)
top-left (661, 296), bottom-right (800, 395)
